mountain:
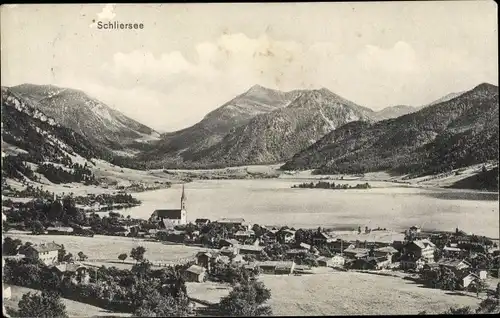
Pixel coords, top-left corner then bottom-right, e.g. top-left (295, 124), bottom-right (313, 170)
top-left (8, 84), bottom-right (160, 154)
top-left (372, 105), bottom-right (417, 121)
top-left (448, 166), bottom-right (499, 191)
top-left (1, 86), bottom-right (113, 184)
top-left (281, 83), bottom-right (499, 177)
top-left (425, 91), bottom-right (466, 107)
top-left (140, 85), bottom-right (304, 167)
top-left (141, 87), bottom-right (375, 168)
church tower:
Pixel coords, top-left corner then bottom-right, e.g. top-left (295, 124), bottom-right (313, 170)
top-left (180, 184), bottom-right (187, 224)
top-left (181, 184), bottom-right (187, 210)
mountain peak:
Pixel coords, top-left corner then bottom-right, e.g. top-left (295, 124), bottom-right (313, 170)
top-left (246, 84), bottom-right (277, 94)
top-left (473, 82), bottom-right (498, 93)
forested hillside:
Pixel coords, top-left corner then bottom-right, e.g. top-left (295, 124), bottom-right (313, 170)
top-left (282, 83), bottom-right (499, 177)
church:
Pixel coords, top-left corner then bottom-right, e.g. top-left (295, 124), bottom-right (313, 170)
top-left (149, 185), bottom-right (187, 229)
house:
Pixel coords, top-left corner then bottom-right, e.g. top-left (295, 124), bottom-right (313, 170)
top-left (331, 255), bottom-right (346, 267)
top-left (220, 246), bottom-right (239, 256)
top-left (404, 239), bottom-right (436, 263)
top-left (22, 242), bottom-right (62, 265)
top-left (317, 256), bottom-right (333, 267)
top-left (195, 252), bottom-right (214, 270)
top-left (195, 218), bottom-right (210, 227)
top-left (278, 229), bottom-right (296, 244)
top-left (46, 227), bottom-right (74, 235)
top-left (149, 185), bottom-right (187, 229)
top-left (238, 245), bottom-right (264, 256)
top-left (374, 246), bottom-right (398, 261)
top-left (53, 263), bottom-right (90, 285)
top-left (294, 264), bottom-right (313, 274)
top-left (234, 230), bottom-right (255, 240)
top-left (184, 265), bottom-right (206, 283)
top-left (351, 257), bottom-right (391, 270)
top-left (329, 240), bottom-right (355, 254)
top-left (312, 232), bottom-right (331, 245)
top-left (343, 247), bottom-right (370, 259)
top-left (400, 255), bottom-right (426, 271)
top-left (255, 261), bottom-right (295, 275)
top-left (275, 262), bottom-right (296, 275)
top-left (219, 239), bottom-right (240, 248)
top-left (437, 259), bottom-right (471, 274)
top-left (442, 246), bottom-right (463, 257)
top-left (462, 272), bottom-right (481, 289)
top-left (216, 218), bottom-right (247, 229)
top-left (261, 231), bottom-right (277, 243)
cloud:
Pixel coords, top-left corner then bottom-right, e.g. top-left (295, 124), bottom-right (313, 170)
top-left (61, 32), bottom-right (494, 132)
top-left (357, 41), bottom-right (419, 73)
top-left (98, 4), bottom-right (116, 21)
top-left (90, 4), bottom-right (116, 28)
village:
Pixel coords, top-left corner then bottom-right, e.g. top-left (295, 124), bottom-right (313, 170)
top-left (3, 185), bottom-right (500, 316)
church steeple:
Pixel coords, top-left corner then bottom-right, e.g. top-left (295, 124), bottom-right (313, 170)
top-left (180, 184), bottom-right (186, 210)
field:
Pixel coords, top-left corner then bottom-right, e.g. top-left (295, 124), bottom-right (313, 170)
top-left (3, 284), bottom-right (131, 317)
top-left (259, 270), bottom-right (482, 316)
top-left (4, 233), bottom-right (209, 264)
top-left (185, 281), bottom-right (232, 304)
top-left (326, 230), bottom-right (405, 243)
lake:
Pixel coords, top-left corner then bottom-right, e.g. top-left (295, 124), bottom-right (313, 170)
top-left (116, 179), bottom-right (499, 238)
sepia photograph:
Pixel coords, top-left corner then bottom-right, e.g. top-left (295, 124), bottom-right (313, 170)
top-left (1, 2), bottom-right (499, 316)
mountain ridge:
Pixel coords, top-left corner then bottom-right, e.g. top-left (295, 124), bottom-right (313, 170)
top-left (9, 84), bottom-right (160, 154)
top-left (281, 82), bottom-right (499, 176)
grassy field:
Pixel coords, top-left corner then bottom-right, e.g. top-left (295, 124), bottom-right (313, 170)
top-left (5, 233), bottom-right (209, 264)
top-left (259, 270), bottom-right (482, 316)
top-left (3, 284), bottom-right (131, 317)
top-left (327, 230), bottom-right (405, 243)
top-left (185, 281), bottom-right (232, 304)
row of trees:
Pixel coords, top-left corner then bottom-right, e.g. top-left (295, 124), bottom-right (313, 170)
top-left (3, 250), bottom-right (193, 316)
top-left (36, 163), bottom-right (97, 185)
top-left (292, 181), bottom-right (371, 189)
top-left (4, 194), bottom-right (143, 236)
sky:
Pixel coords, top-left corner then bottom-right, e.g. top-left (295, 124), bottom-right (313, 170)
top-left (1, 2), bottom-right (498, 132)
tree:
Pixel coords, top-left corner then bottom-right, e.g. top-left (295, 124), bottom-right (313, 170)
top-left (62, 253), bottom-right (74, 263)
top-left (443, 306), bottom-right (473, 315)
top-left (131, 246), bottom-right (147, 262)
top-left (118, 253), bottom-right (128, 263)
top-left (31, 220), bottom-right (45, 235)
top-left (219, 280), bottom-right (272, 316)
top-left (17, 291), bottom-right (68, 318)
top-left (77, 251), bottom-right (88, 262)
top-left (58, 245), bottom-right (66, 263)
top-left (2, 237), bottom-right (22, 255)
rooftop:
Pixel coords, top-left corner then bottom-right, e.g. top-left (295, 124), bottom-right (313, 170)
top-left (153, 209), bottom-right (183, 219)
top-left (235, 230), bottom-right (255, 236)
top-left (238, 244), bottom-right (264, 252)
top-left (375, 246), bottom-right (398, 254)
top-left (437, 259), bottom-right (471, 268)
top-left (217, 218), bottom-right (245, 223)
top-left (30, 242), bottom-right (62, 253)
top-left (54, 262), bottom-right (87, 273)
top-left (186, 264), bottom-right (206, 275)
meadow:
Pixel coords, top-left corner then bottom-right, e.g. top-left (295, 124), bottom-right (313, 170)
top-left (4, 233), bottom-right (208, 264)
top-left (3, 284), bottom-right (131, 317)
top-left (259, 270), bottom-right (482, 315)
